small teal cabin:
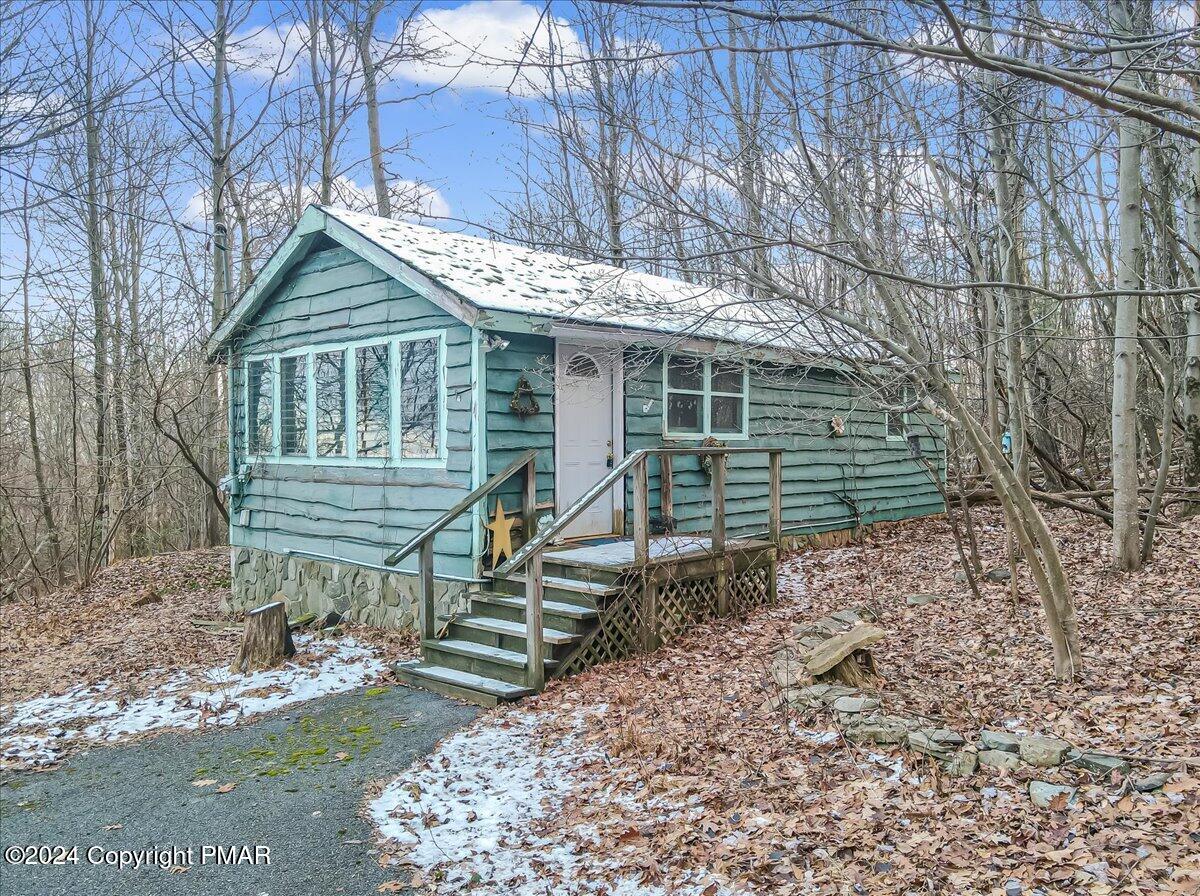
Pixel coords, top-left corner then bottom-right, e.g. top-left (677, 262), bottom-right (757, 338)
top-left (209, 204), bottom-right (944, 643)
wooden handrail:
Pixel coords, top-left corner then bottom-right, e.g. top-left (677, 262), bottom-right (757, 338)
top-left (384, 449), bottom-right (538, 567)
top-left (498, 446), bottom-right (786, 576)
top-left (496, 449), bottom-right (650, 574)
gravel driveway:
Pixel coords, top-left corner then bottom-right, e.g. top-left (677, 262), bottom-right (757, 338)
top-left (0, 684), bottom-right (478, 896)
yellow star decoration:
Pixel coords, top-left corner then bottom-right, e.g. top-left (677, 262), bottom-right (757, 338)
top-left (486, 499), bottom-right (517, 567)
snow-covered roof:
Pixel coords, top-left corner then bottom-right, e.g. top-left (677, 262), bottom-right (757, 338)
top-left (209, 204), bottom-right (862, 360)
top-left (318, 206), bottom-right (845, 356)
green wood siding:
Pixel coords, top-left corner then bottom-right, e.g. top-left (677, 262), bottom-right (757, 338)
top-left (227, 244), bottom-right (477, 579)
top-left (622, 352), bottom-right (945, 537)
top-left (484, 332), bottom-right (555, 515)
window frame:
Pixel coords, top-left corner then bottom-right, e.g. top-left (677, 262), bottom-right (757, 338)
top-left (242, 329), bottom-right (448, 468)
top-left (661, 353), bottom-right (750, 441)
top-left (884, 385), bottom-right (911, 441)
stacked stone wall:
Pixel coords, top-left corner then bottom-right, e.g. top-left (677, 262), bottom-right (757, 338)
top-left (224, 547), bottom-right (468, 628)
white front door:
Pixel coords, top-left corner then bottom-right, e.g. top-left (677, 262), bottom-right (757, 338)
top-left (556, 343), bottom-right (616, 538)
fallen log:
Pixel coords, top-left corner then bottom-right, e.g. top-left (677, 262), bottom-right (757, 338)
top-left (230, 599), bottom-right (295, 674)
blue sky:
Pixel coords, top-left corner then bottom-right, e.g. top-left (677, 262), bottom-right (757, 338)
top-left (216, 0), bottom-right (576, 230)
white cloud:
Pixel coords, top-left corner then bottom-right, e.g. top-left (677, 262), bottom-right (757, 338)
top-left (225, 20), bottom-right (312, 81)
top-left (395, 0), bottom-right (586, 96)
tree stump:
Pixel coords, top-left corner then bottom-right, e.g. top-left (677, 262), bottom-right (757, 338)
top-left (230, 600), bottom-right (295, 674)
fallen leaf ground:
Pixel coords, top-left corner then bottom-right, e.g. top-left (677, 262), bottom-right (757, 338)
top-left (502, 508), bottom-right (1199, 895)
top-left (0, 549), bottom-right (416, 715)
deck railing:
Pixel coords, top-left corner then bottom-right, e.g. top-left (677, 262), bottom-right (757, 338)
top-left (498, 446), bottom-right (784, 684)
top-left (384, 448), bottom-right (538, 644)
top-left (390, 446), bottom-right (784, 691)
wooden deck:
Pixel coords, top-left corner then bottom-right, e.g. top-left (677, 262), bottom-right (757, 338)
top-left (547, 535), bottom-right (767, 570)
top-left (390, 446), bottom-right (783, 705)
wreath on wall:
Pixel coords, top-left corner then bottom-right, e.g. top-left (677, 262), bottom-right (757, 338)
top-left (509, 375), bottom-right (541, 419)
top-left (700, 435), bottom-right (727, 478)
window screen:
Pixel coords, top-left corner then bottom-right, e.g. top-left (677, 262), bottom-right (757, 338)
top-left (314, 350), bottom-right (347, 457)
top-left (280, 355), bottom-right (308, 456)
top-left (400, 338), bottom-right (440, 458)
top-left (356, 343), bottom-right (390, 458)
top-left (247, 358), bottom-right (274, 454)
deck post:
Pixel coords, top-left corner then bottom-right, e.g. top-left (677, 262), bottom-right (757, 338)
top-left (633, 455), bottom-right (650, 567)
top-left (642, 575), bottom-right (660, 653)
top-left (711, 451), bottom-right (728, 616)
top-left (418, 538), bottom-right (436, 641)
top-left (525, 550), bottom-right (545, 690)
top-left (522, 454), bottom-right (538, 547)
top-left (659, 453), bottom-right (674, 533)
top-left (768, 450), bottom-right (783, 548)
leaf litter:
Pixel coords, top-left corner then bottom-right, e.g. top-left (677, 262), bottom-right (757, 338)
top-left (1, 548), bottom-right (417, 768)
top-left (372, 508), bottom-right (1198, 895)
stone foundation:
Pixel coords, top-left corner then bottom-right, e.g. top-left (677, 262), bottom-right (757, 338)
top-left (224, 546), bottom-right (469, 630)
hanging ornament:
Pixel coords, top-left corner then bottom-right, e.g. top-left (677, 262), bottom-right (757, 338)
top-left (509, 375), bottom-right (541, 419)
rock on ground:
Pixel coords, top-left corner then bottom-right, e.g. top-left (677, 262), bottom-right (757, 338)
top-left (1019, 734), bottom-right (1072, 767)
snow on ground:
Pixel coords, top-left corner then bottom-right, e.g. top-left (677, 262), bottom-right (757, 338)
top-left (1, 636), bottom-right (385, 768)
top-left (369, 708), bottom-right (724, 896)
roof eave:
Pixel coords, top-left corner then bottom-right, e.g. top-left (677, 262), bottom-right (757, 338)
top-left (205, 205), bottom-right (484, 362)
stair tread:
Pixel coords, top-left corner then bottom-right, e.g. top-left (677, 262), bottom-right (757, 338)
top-left (453, 614), bottom-right (578, 644)
top-left (425, 638), bottom-right (558, 668)
top-left (471, 593), bottom-right (598, 619)
top-left (489, 573), bottom-right (620, 596)
top-left (396, 661), bottom-right (534, 698)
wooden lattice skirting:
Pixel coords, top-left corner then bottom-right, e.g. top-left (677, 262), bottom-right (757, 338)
top-left (554, 546), bottom-right (776, 678)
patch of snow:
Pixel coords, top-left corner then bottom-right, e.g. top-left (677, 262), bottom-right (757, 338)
top-left (549, 536), bottom-right (757, 568)
top-left (370, 710), bottom-right (728, 895)
top-left (1, 637), bottom-right (384, 768)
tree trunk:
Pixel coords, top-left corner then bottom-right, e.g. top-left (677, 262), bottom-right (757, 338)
top-left (357, 1), bottom-right (389, 217)
top-left (1109, 0), bottom-right (1144, 570)
top-left (19, 172), bottom-right (62, 584)
top-left (203, 0), bottom-right (230, 550)
top-left (84, 0), bottom-right (110, 581)
top-left (1184, 141), bottom-right (1200, 512)
top-left (231, 600), bottom-right (296, 674)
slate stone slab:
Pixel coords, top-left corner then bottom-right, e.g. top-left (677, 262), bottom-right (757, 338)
top-left (1019, 735), bottom-right (1072, 767)
top-left (1029, 780), bottom-right (1078, 808)
top-left (1073, 752), bottom-right (1131, 779)
top-left (905, 593), bottom-right (942, 606)
top-left (831, 695), bottom-right (880, 715)
top-left (979, 730), bottom-right (1021, 753)
top-left (1132, 772), bottom-right (1170, 792)
top-left (805, 625), bottom-right (886, 675)
top-left (979, 749), bottom-right (1022, 771)
top-left (943, 748), bottom-right (978, 777)
top-left (844, 715), bottom-right (912, 745)
top-left (787, 683), bottom-right (858, 708)
top-left (908, 728), bottom-right (964, 759)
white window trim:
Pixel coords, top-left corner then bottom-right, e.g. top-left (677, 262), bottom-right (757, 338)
top-left (242, 329), bottom-right (448, 468)
top-left (883, 383), bottom-right (907, 443)
top-left (884, 386), bottom-right (911, 442)
top-left (662, 353), bottom-right (750, 441)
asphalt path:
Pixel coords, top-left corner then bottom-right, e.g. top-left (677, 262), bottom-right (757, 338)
top-left (0, 684), bottom-right (478, 896)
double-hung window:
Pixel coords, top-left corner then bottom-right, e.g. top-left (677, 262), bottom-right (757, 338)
top-left (663, 353), bottom-right (749, 439)
top-left (243, 331), bottom-right (446, 465)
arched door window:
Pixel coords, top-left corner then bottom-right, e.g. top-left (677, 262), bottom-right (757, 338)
top-left (565, 352), bottom-right (601, 379)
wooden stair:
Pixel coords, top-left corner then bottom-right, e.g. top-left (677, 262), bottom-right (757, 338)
top-left (394, 561), bottom-right (618, 706)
